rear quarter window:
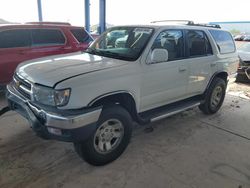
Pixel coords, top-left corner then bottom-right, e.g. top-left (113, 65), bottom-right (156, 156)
top-left (70, 29), bottom-right (93, 43)
top-left (209, 30), bottom-right (235, 54)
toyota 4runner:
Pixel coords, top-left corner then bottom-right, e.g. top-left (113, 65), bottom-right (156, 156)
top-left (5, 21), bottom-right (238, 166)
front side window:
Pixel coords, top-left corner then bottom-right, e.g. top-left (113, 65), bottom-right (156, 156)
top-left (31, 29), bottom-right (65, 47)
top-left (0, 29), bottom-right (31, 49)
top-left (209, 30), bottom-right (235, 54)
top-left (187, 30), bottom-right (212, 57)
top-left (71, 29), bottom-right (93, 44)
top-left (87, 27), bottom-right (154, 61)
top-left (151, 30), bottom-right (184, 61)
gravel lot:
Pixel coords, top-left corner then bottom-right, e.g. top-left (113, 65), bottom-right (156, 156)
top-left (0, 82), bottom-right (250, 188)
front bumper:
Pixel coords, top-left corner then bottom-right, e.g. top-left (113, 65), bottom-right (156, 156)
top-left (6, 83), bottom-right (102, 142)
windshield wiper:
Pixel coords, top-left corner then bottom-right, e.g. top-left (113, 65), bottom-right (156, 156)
top-left (85, 49), bottom-right (133, 60)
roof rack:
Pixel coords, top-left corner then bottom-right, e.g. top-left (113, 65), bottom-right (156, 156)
top-left (187, 23), bottom-right (221, 28)
top-left (150, 20), bottom-right (221, 28)
top-left (151, 20), bottom-right (194, 25)
top-left (26, 22), bottom-right (71, 26)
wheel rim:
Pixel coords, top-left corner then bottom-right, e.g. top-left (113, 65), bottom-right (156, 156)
top-left (94, 119), bottom-right (124, 154)
top-left (210, 85), bottom-right (223, 109)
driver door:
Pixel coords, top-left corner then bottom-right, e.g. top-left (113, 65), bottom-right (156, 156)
top-left (140, 30), bottom-right (189, 112)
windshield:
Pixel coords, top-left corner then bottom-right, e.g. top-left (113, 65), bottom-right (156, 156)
top-left (238, 43), bottom-right (250, 52)
top-left (86, 27), bottom-right (154, 61)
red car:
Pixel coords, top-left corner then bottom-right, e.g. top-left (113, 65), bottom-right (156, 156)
top-left (0, 22), bottom-right (93, 89)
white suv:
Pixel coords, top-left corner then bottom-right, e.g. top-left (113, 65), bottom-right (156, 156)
top-left (5, 21), bottom-right (238, 165)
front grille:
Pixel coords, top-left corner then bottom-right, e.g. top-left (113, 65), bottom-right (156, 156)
top-left (13, 74), bottom-right (32, 100)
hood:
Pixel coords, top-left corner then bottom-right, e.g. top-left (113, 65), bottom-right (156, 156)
top-left (238, 51), bottom-right (250, 62)
top-left (17, 52), bottom-right (129, 87)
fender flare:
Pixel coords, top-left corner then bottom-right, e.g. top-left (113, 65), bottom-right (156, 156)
top-left (204, 71), bottom-right (228, 93)
top-left (87, 90), bottom-right (137, 107)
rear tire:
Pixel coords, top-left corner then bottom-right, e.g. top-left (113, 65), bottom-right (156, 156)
top-left (199, 77), bottom-right (226, 114)
top-left (74, 105), bottom-right (132, 166)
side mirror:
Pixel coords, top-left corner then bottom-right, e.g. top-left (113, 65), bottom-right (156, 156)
top-left (150, 48), bottom-right (168, 63)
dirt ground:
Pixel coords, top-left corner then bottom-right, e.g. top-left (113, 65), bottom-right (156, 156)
top-left (0, 82), bottom-right (250, 188)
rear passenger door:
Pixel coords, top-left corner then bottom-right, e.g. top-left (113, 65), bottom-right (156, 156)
top-left (184, 29), bottom-right (215, 96)
top-left (29, 28), bottom-right (69, 59)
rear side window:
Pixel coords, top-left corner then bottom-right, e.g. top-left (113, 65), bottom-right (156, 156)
top-left (31, 29), bottom-right (65, 46)
top-left (71, 29), bottom-right (93, 43)
top-left (0, 29), bottom-right (31, 48)
top-left (209, 30), bottom-right (235, 54)
top-left (186, 30), bottom-right (212, 57)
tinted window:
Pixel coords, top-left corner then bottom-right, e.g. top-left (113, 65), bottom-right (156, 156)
top-left (209, 30), bottom-right (235, 54)
top-left (0, 29), bottom-right (31, 48)
top-left (71, 29), bottom-right (93, 43)
top-left (187, 30), bottom-right (212, 57)
top-left (152, 30), bottom-right (184, 61)
top-left (31, 29), bottom-right (65, 46)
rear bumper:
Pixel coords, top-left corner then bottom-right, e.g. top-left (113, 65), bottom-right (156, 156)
top-left (6, 83), bottom-right (102, 142)
top-left (236, 66), bottom-right (250, 82)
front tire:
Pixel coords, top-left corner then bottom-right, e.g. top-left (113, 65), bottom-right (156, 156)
top-left (74, 105), bottom-right (132, 166)
top-left (199, 77), bottom-right (226, 114)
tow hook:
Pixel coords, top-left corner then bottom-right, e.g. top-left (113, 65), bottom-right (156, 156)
top-left (0, 106), bottom-right (10, 116)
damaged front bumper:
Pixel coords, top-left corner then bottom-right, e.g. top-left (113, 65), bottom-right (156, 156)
top-left (6, 83), bottom-right (102, 142)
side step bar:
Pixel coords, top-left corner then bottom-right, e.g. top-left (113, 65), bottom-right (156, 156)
top-left (138, 96), bottom-right (203, 124)
top-left (150, 102), bottom-right (200, 122)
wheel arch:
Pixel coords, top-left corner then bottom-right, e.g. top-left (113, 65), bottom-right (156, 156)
top-left (87, 91), bottom-right (140, 123)
top-left (204, 71), bottom-right (228, 94)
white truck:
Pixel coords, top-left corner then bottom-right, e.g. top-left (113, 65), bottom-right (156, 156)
top-left (5, 21), bottom-right (238, 165)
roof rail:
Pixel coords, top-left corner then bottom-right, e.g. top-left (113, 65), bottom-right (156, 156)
top-left (26, 22), bottom-right (71, 26)
top-left (151, 20), bottom-right (194, 25)
top-left (187, 22), bottom-right (221, 29)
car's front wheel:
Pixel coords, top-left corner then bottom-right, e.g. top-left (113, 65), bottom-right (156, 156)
top-left (74, 105), bottom-right (132, 166)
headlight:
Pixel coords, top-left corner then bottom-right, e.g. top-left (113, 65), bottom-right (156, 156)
top-left (32, 85), bottom-right (71, 106)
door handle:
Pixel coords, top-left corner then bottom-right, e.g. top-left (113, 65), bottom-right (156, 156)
top-left (179, 67), bottom-right (187, 72)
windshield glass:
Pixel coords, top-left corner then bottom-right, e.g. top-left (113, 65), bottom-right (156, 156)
top-left (238, 43), bottom-right (250, 52)
top-left (86, 27), bottom-right (154, 61)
